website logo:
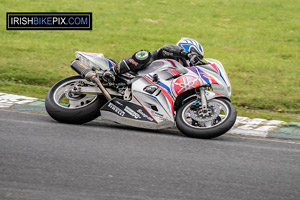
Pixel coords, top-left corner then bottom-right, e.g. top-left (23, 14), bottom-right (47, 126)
top-left (7, 12), bottom-right (92, 30)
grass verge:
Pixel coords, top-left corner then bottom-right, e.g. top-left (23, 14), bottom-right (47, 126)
top-left (0, 0), bottom-right (299, 122)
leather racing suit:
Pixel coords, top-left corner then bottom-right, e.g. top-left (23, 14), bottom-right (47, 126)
top-left (102, 44), bottom-right (201, 82)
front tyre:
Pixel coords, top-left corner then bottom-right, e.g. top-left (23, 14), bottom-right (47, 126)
top-left (45, 76), bottom-right (107, 124)
top-left (176, 98), bottom-right (237, 139)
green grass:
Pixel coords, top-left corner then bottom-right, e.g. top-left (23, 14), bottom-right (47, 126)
top-left (0, 0), bottom-right (300, 122)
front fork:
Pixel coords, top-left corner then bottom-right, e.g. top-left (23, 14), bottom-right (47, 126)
top-left (195, 87), bottom-right (208, 110)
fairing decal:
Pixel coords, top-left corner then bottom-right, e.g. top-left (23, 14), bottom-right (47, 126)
top-left (105, 58), bottom-right (116, 68)
top-left (143, 75), bottom-right (174, 118)
top-left (187, 66), bottom-right (218, 85)
top-left (167, 69), bottom-right (180, 76)
top-left (211, 63), bottom-right (228, 86)
top-left (157, 81), bottom-right (171, 94)
top-left (171, 75), bottom-right (206, 97)
top-left (133, 96), bottom-right (158, 123)
top-left (136, 91), bottom-right (172, 119)
top-left (148, 74), bottom-right (172, 95)
top-left (165, 59), bottom-right (177, 68)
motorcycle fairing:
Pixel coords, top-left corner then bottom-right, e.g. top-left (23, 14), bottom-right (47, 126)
top-left (100, 58), bottom-right (231, 129)
top-left (186, 65), bottom-right (231, 98)
top-left (130, 75), bottom-right (176, 127)
top-left (137, 59), bottom-right (188, 76)
top-left (143, 75), bottom-right (174, 117)
top-left (204, 58), bottom-right (231, 93)
top-left (75, 51), bottom-right (115, 70)
top-left (100, 98), bottom-right (162, 128)
top-left (100, 97), bottom-right (176, 129)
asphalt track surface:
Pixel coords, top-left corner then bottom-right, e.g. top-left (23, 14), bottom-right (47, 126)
top-left (0, 109), bottom-right (299, 200)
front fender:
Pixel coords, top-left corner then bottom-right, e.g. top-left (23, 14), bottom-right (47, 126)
top-left (205, 90), bottom-right (230, 101)
top-left (174, 88), bottom-right (230, 111)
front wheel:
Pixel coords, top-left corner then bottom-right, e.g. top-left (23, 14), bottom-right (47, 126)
top-left (45, 76), bottom-right (107, 124)
top-left (176, 98), bottom-right (237, 139)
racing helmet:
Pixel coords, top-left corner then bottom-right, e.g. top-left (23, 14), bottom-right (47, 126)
top-left (176, 37), bottom-right (204, 59)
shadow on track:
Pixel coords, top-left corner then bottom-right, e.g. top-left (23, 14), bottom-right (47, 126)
top-left (47, 117), bottom-right (230, 141)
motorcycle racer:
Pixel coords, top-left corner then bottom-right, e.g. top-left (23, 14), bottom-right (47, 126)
top-left (102, 38), bottom-right (205, 82)
top-left (47, 37), bottom-right (236, 139)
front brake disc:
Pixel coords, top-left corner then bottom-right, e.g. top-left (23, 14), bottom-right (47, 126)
top-left (189, 102), bottom-right (220, 122)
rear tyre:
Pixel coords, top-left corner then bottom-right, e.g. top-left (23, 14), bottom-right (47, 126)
top-left (176, 98), bottom-right (236, 139)
top-left (45, 76), bottom-right (107, 124)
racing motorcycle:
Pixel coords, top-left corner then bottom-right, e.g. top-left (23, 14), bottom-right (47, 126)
top-left (45, 51), bottom-right (237, 139)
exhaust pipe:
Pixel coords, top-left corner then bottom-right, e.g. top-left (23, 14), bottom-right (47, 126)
top-left (71, 60), bottom-right (94, 79)
top-left (71, 60), bottom-right (112, 101)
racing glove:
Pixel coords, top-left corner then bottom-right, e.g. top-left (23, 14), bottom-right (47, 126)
top-left (187, 52), bottom-right (204, 66)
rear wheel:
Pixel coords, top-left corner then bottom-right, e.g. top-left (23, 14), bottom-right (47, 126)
top-left (45, 76), bottom-right (107, 124)
top-left (176, 98), bottom-right (236, 139)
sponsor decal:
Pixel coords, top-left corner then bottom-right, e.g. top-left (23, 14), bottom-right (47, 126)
top-left (133, 96), bottom-right (158, 123)
top-left (77, 61), bottom-right (87, 69)
top-left (115, 100), bottom-right (123, 106)
top-left (137, 109), bottom-right (153, 122)
top-left (150, 110), bottom-right (166, 121)
top-left (129, 59), bottom-right (138, 66)
top-left (108, 103), bottom-right (125, 116)
top-left (124, 106), bottom-right (141, 119)
top-left (150, 110), bottom-right (164, 118)
top-left (102, 98), bottom-right (156, 123)
top-left (7, 12), bottom-right (92, 30)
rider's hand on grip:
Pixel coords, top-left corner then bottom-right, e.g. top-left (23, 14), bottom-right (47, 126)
top-left (188, 53), bottom-right (202, 66)
top-left (180, 49), bottom-right (190, 59)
